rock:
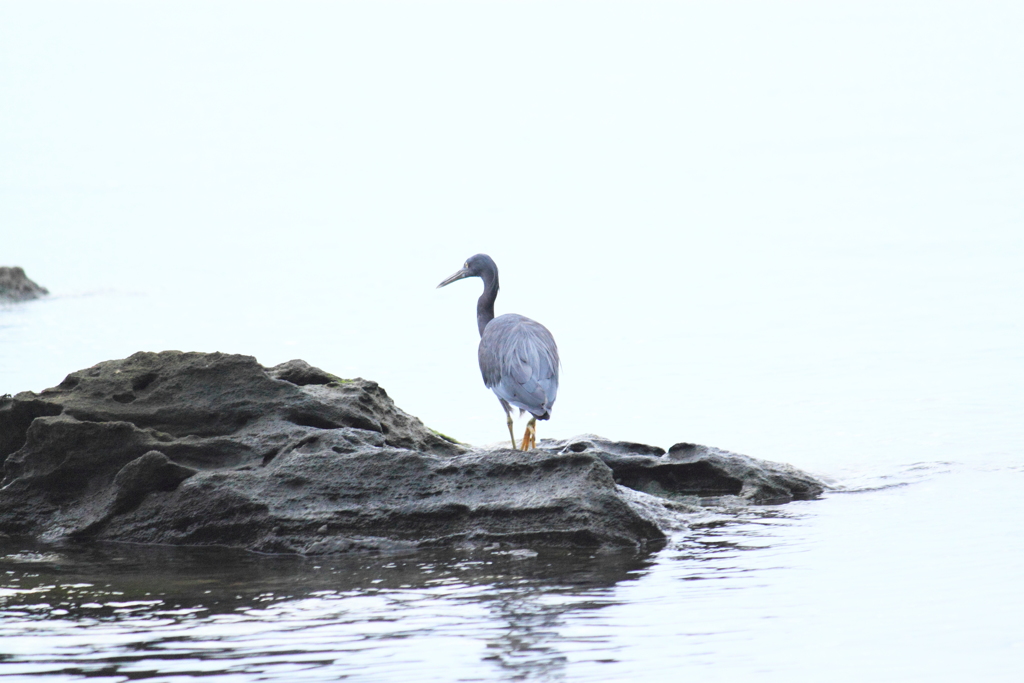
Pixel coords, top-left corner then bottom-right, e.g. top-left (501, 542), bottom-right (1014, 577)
top-left (110, 451), bottom-right (198, 515)
top-left (0, 266), bottom-right (48, 301)
top-left (0, 352), bottom-right (826, 554)
top-left (539, 435), bottom-right (825, 504)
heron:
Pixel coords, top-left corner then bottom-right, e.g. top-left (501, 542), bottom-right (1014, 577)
top-left (437, 254), bottom-right (560, 451)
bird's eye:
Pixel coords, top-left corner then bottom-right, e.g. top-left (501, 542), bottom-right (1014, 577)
top-left (464, 262), bottom-right (468, 269)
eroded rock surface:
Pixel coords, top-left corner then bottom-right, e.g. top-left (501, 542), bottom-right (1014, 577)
top-left (0, 352), bottom-right (825, 554)
top-left (539, 436), bottom-right (824, 505)
top-left (0, 266), bottom-right (48, 301)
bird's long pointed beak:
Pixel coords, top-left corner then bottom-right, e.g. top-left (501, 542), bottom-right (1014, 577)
top-left (437, 268), bottom-right (472, 288)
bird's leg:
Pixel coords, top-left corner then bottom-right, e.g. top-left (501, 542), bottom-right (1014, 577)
top-left (520, 417), bottom-right (537, 451)
top-left (506, 413), bottom-right (517, 450)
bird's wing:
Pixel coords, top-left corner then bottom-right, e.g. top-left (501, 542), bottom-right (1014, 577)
top-left (478, 314), bottom-right (560, 419)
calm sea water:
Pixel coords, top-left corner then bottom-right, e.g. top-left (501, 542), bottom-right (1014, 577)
top-left (2, 1), bottom-right (1023, 680)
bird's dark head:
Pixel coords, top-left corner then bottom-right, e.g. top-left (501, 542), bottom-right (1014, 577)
top-left (437, 254), bottom-right (498, 288)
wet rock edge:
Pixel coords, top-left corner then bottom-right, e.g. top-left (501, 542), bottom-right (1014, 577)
top-left (0, 352), bottom-right (826, 554)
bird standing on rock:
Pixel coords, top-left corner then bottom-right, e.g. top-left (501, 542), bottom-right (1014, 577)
top-left (437, 254), bottom-right (560, 451)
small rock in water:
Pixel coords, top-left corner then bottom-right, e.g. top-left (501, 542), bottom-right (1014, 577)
top-left (0, 266), bottom-right (48, 301)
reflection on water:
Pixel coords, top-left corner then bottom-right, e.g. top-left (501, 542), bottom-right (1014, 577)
top-left (4, 466), bottom-right (1024, 681)
top-left (0, 506), bottom-right (796, 682)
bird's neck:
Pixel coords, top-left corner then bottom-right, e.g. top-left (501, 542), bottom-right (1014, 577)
top-left (476, 272), bottom-right (499, 337)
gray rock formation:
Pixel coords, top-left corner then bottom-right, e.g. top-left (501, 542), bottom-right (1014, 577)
top-left (0, 352), bottom-right (825, 554)
top-left (0, 266), bottom-right (48, 301)
top-left (539, 436), bottom-right (824, 505)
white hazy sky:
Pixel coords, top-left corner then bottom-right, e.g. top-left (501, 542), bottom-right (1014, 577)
top-left (2, 1), bottom-right (1022, 471)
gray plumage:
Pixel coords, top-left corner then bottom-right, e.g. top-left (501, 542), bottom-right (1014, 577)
top-left (479, 313), bottom-right (559, 420)
top-left (437, 253), bottom-right (560, 450)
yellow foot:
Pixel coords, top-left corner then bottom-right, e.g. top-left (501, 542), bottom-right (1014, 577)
top-left (520, 418), bottom-right (537, 451)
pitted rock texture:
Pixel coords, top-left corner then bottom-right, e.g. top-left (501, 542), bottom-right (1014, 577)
top-left (0, 353), bottom-right (662, 552)
top-left (0, 353), bottom-right (825, 554)
top-left (0, 266), bottom-right (48, 301)
top-left (538, 435), bottom-right (825, 504)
